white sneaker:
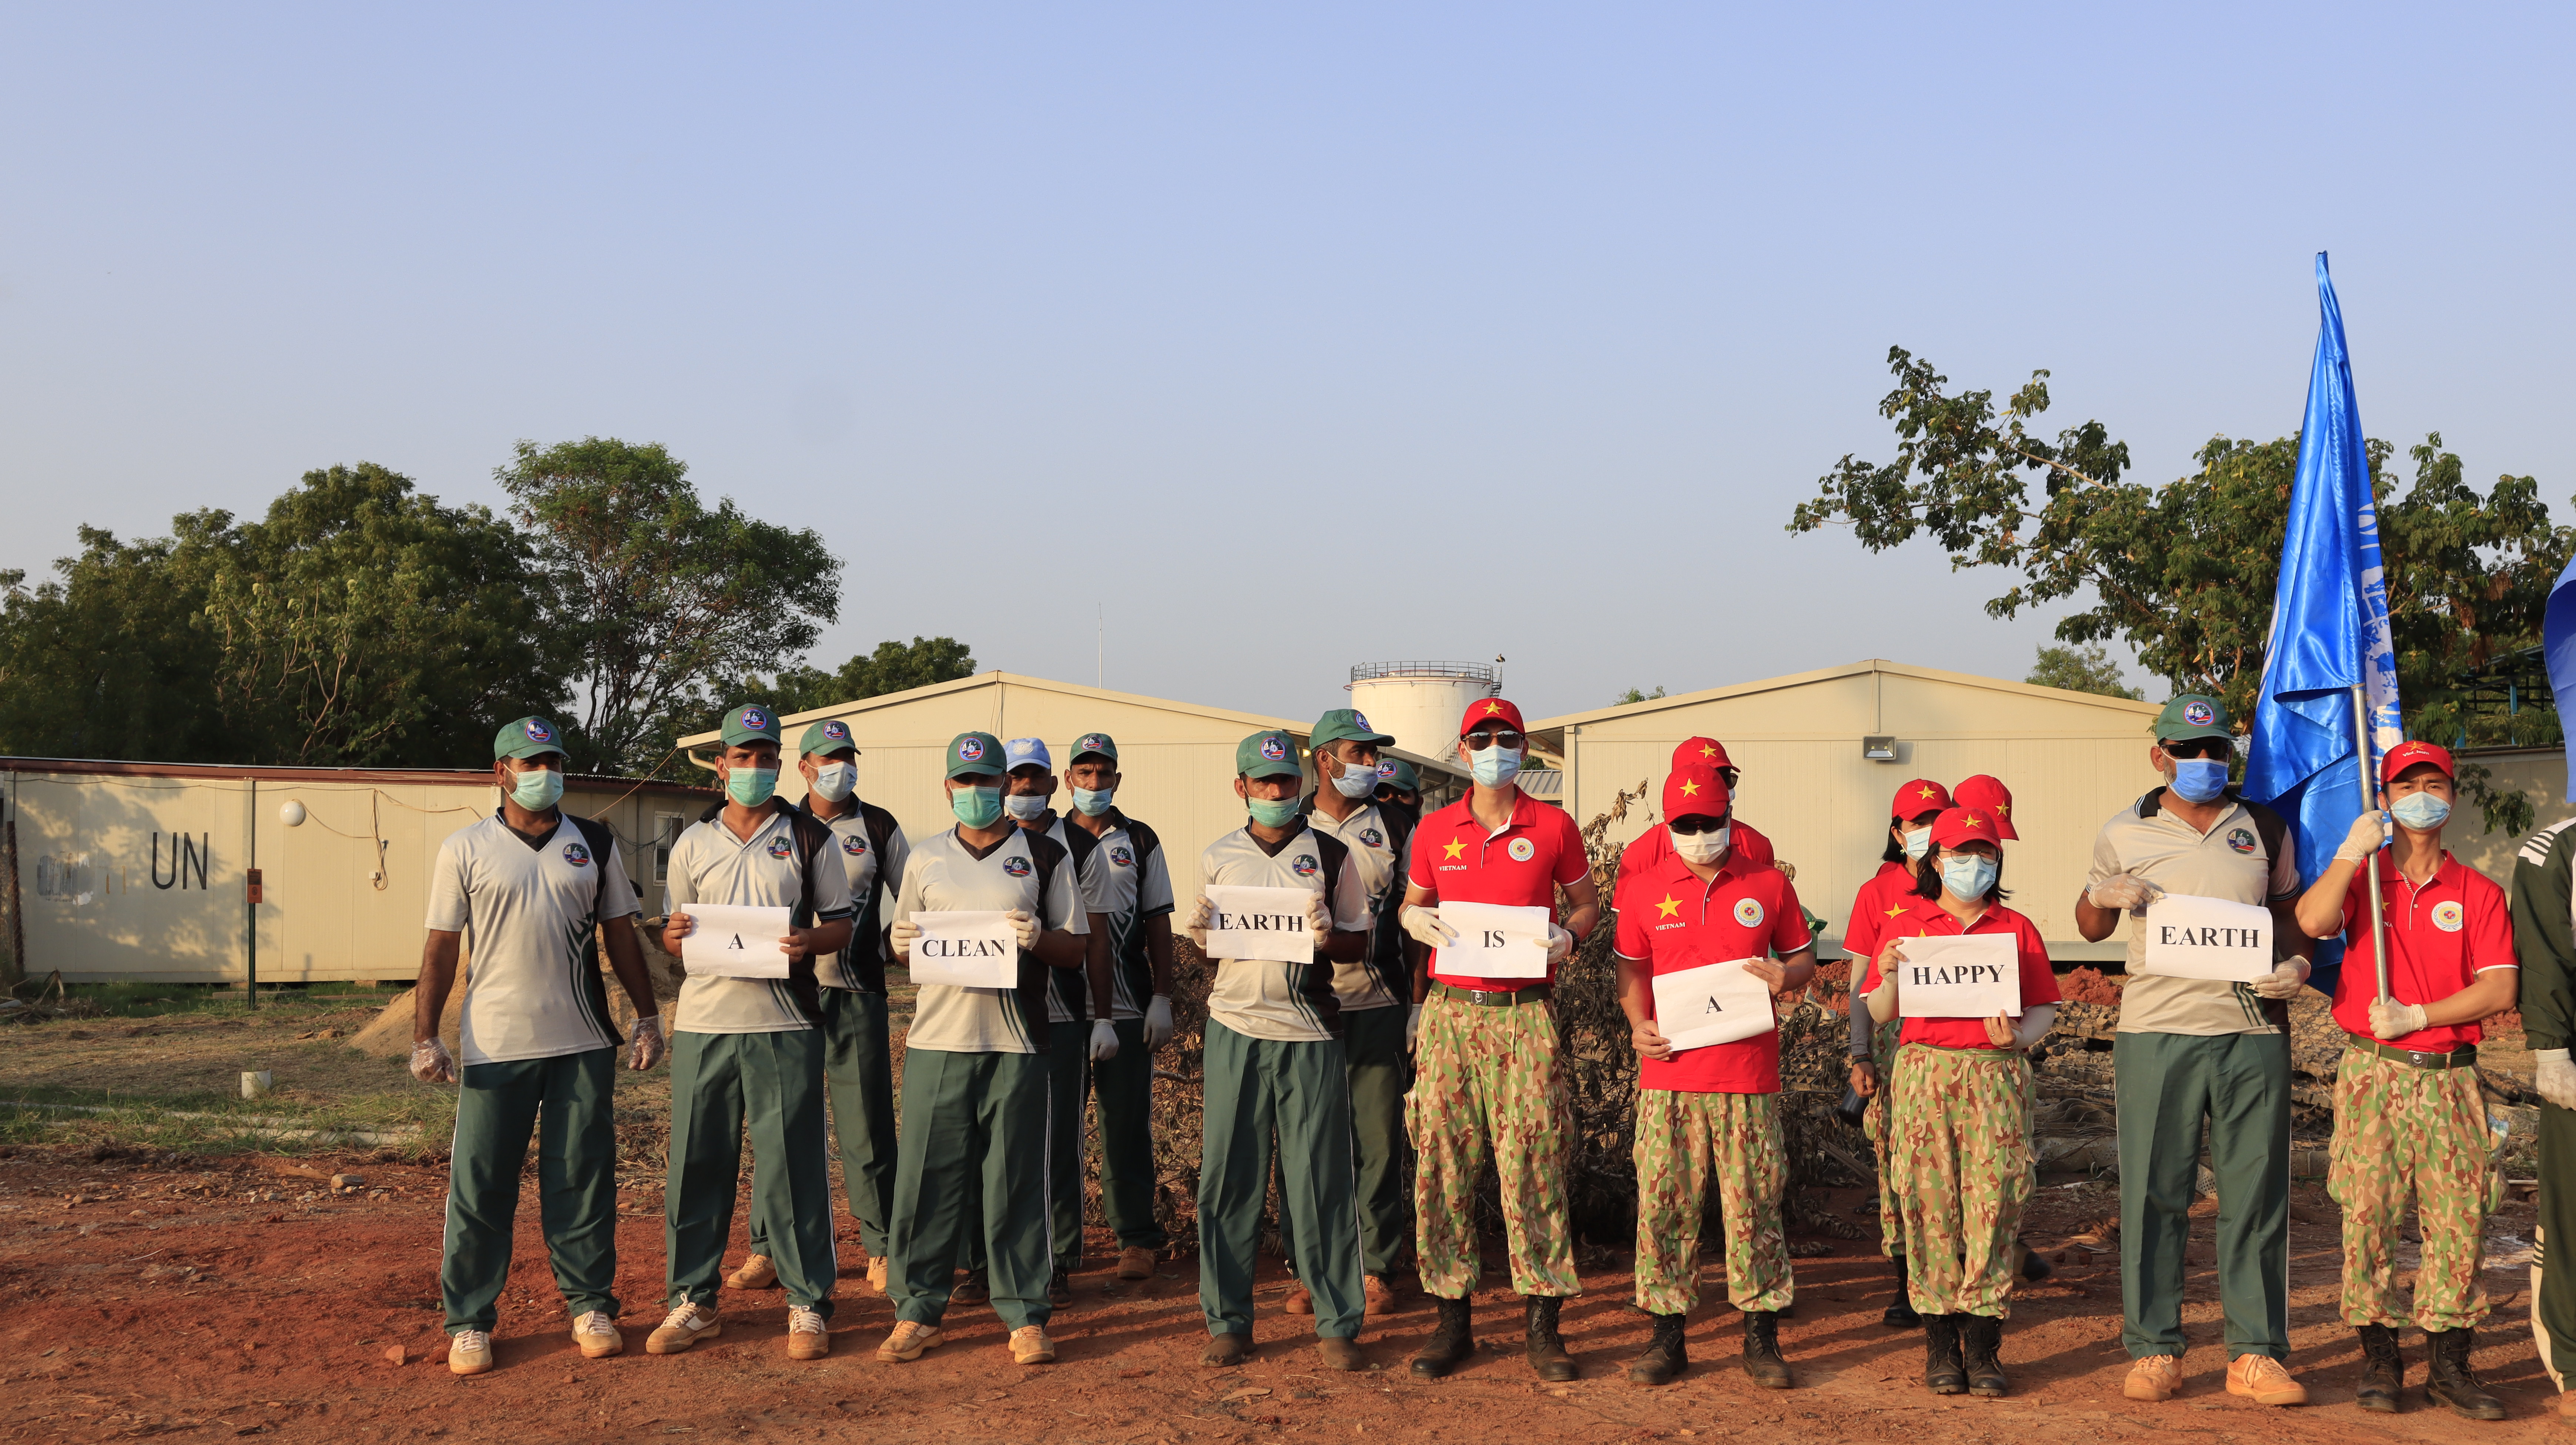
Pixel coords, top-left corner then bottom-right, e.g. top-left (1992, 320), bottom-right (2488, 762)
top-left (447, 1328), bottom-right (494, 1375)
top-left (645, 1302), bottom-right (721, 1354)
top-left (571, 1310), bottom-right (623, 1358)
top-left (787, 1305), bottom-right (830, 1360)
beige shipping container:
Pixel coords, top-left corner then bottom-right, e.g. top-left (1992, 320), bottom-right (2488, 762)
top-left (1, 759), bottom-right (713, 985)
top-left (1530, 659), bottom-right (2169, 960)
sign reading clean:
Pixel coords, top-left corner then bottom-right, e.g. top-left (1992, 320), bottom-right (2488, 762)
top-left (909, 910), bottom-right (1020, 988)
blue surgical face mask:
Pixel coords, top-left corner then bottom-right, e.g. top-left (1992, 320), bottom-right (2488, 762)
top-left (950, 784), bottom-right (1003, 828)
top-left (1003, 793), bottom-right (1049, 823)
top-left (2390, 791), bottom-right (2452, 831)
top-left (1071, 786), bottom-right (1115, 817)
top-left (510, 765), bottom-right (564, 812)
top-left (1247, 796), bottom-right (1301, 828)
top-left (1942, 853), bottom-right (1999, 901)
top-left (809, 761), bottom-right (857, 803)
top-left (727, 767), bottom-right (778, 807)
top-left (1469, 744), bottom-right (1523, 788)
top-left (1901, 825), bottom-right (1931, 861)
top-left (2170, 757), bottom-right (2229, 804)
top-left (1331, 760), bottom-right (1379, 799)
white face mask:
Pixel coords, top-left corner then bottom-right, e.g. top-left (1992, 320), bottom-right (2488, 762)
top-left (1671, 823), bottom-right (1731, 865)
top-left (1331, 758), bottom-right (1378, 798)
top-left (810, 761), bottom-right (857, 802)
top-left (1003, 793), bottom-right (1049, 822)
top-left (1902, 826), bottom-right (1931, 861)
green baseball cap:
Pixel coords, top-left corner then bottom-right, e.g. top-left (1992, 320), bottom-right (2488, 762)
top-left (799, 718), bottom-right (858, 758)
top-left (494, 715), bottom-right (568, 761)
top-left (1069, 731), bottom-right (1118, 764)
top-left (945, 731), bottom-right (1006, 779)
top-left (1378, 759), bottom-right (1419, 791)
top-left (720, 702), bottom-right (783, 748)
top-left (2153, 693), bottom-right (2232, 743)
top-left (1235, 729), bottom-right (1304, 781)
top-left (1309, 708), bottom-right (1395, 753)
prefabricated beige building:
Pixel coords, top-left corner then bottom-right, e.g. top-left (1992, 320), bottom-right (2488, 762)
top-left (674, 671), bottom-right (1466, 893)
top-left (1530, 659), bottom-right (2170, 960)
top-left (0, 758), bottom-right (711, 985)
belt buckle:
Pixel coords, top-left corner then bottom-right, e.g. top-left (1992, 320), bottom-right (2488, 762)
top-left (2408, 1049), bottom-right (2435, 1068)
top-left (1469, 989), bottom-right (1496, 1005)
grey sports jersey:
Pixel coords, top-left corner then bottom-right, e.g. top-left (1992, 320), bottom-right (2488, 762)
top-left (809, 802), bottom-right (909, 991)
top-left (1196, 824), bottom-right (1369, 1043)
top-left (895, 824), bottom-right (1089, 1053)
top-left (1303, 801), bottom-right (1403, 1011)
top-left (1078, 810), bottom-right (1176, 1019)
top-left (1033, 812), bottom-right (1113, 1024)
top-left (426, 812), bottom-right (642, 1066)
top-left (663, 805), bottom-right (856, 1035)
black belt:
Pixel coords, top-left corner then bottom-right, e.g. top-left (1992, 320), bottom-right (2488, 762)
top-left (1430, 982), bottom-right (1551, 1007)
top-left (2351, 1036), bottom-right (2476, 1070)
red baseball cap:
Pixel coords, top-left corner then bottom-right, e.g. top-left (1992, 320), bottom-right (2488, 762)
top-left (1663, 766), bottom-right (1730, 820)
top-left (1891, 778), bottom-right (1952, 820)
top-left (1460, 697), bottom-right (1526, 736)
top-left (1930, 806), bottom-right (2001, 850)
top-left (1952, 775), bottom-right (2017, 840)
top-left (1672, 736), bottom-right (1733, 771)
top-left (2381, 740), bottom-right (2455, 784)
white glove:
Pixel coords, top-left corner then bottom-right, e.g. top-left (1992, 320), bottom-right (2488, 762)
top-left (1143, 995), bottom-right (1174, 1050)
top-left (1405, 1003), bottom-right (1422, 1052)
top-left (1307, 891), bottom-right (1333, 941)
top-left (1007, 908), bottom-right (1038, 951)
top-left (1088, 1019), bottom-right (1121, 1061)
top-left (2249, 958), bottom-right (2308, 1000)
top-left (1545, 923), bottom-right (1576, 966)
top-left (2086, 873), bottom-right (2163, 912)
top-left (2368, 996), bottom-right (2428, 1040)
top-left (889, 917), bottom-right (920, 961)
top-left (409, 1036), bottom-right (457, 1084)
top-left (1185, 896), bottom-right (1213, 950)
top-left (629, 1014), bottom-right (668, 1071)
top-left (1401, 904), bottom-right (1456, 950)
top-left (2538, 1049), bottom-right (2576, 1111)
top-left (2337, 809), bottom-right (2391, 864)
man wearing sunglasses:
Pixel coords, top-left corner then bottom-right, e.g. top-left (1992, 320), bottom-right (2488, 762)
top-left (1398, 699), bottom-right (1600, 1381)
top-left (2077, 694), bottom-right (2311, 1408)
top-left (1373, 760), bottom-right (1422, 820)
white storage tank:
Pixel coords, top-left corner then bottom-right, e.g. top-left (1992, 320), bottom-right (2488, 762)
top-left (1346, 661), bottom-right (1502, 763)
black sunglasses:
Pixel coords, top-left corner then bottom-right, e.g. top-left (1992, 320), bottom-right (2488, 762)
top-left (1668, 814), bottom-right (1730, 835)
top-left (2160, 738), bottom-right (2232, 761)
top-left (1463, 729), bottom-right (1525, 750)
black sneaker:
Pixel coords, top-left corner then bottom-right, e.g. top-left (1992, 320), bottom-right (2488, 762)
top-left (953, 1267), bottom-right (990, 1304)
top-left (1048, 1267), bottom-right (1072, 1306)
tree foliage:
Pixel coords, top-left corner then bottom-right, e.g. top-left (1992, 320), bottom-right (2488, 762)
top-left (759, 636), bottom-right (978, 717)
top-left (2027, 643), bottom-right (2143, 700)
top-left (498, 437), bottom-right (841, 775)
top-left (1611, 685), bottom-right (1667, 707)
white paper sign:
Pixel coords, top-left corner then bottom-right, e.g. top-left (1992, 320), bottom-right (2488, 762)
top-left (1204, 885), bottom-right (1317, 965)
top-left (909, 910), bottom-right (1020, 988)
top-left (1893, 933), bottom-right (2022, 1019)
top-left (678, 904), bottom-right (792, 979)
top-left (1651, 957), bottom-right (1777, 1051)
top-left (1434, 901), bottom-right (1552, 979)
top-left (2140, 894), bottom-right (2273, 982)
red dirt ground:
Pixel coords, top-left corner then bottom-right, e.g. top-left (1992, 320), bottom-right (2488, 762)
top-left (0, 1145), bottom-right (2555, 1445)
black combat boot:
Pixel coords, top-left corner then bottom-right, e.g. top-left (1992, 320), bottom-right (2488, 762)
top-left (1626, 1312), bottom-right (1686, 1385)
top-left (1410, 1296), bottom-right (1475, 1379)
top-left (2425, 1328), bottom-right (2505, 1420)
top-left (1525, 1295), bottom-right (1577, 1381)
top-left (2353, 1323), bottom-right (2402, 1414)
top-left (1882, 1254), bottom-right (1921, 1328)
top-left (1960, 1314), bottom-right (2007, 1397)
top-left (1742, 1310), bottom-right (1794, 1389)
top-left (1922, 1313), bottom-right (1966, 1395)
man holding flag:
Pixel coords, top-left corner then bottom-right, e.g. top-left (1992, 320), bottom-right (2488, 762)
top-left (2514, 537), bottom-right (2576, 1423)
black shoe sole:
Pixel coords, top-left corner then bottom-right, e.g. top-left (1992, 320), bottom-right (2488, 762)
top-left (2354, 1394), bottom-right (2399, 1414)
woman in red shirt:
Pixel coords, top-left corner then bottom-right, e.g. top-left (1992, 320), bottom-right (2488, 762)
top-left (1862, 807), bottom-right (2060, 1398)
top-left (1843, 777), bottom-right (1952, 1328)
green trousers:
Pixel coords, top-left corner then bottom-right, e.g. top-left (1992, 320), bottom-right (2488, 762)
top-left (666, 1029), bottom-right (838, 1317)
top-left (1277, 1004), bottom-right (1411, 1278)
top-left (2114, 1030), bottom-right (2290, 1361)
top-left (1046, 1020), bottom-right (1090, 1271)
top-left (2532, 1101), bottom-right (2576, 1389)
top-left (1086, 1015), bottom-right (1168, 1253)
top-left (888, 1047), bottom-right (1054, 1331)
top-left (1199, 1020), bottom-right (1364, 1339)
top-left (441, 1046), bottom-right (620, 1335)
top-left (748, 988), bottom-right (896, 1260)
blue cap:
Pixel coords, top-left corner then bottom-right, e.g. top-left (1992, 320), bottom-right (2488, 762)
top-left (1004, 737), bottom-right (1052, 774)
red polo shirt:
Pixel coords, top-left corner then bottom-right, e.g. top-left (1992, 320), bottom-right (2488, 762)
top-left (1409, 788), bottom-right (1590, 989)
top-left (1860, 895), bottom-right (2059, 1051)
top-left (1838, 859), bottom-right (1919, 974)
top-left (1614, 850), bottom-right (1813, 1093)
top-left (2331, 852), bottom-right (2515, 1052)
top-left (1615, 819), bottom-right (1775, 898)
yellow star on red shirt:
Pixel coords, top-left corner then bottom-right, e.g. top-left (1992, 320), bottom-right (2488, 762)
top-left (1884, 903), bottom-right (1908, 918)
top-left (1441, 838), bottom-right (1466, 861)
top-left (1655, 894), bottom-right (1681, 920)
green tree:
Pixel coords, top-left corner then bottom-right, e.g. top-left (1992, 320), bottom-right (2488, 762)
top-left (2026, 643), bottom-right (2143, 700)
top-left (499, 438), bottom-right (841, 775)
top-left (0, 522), bottom-right (229, 760)
top-left (760, 636), bottom-right (978, 716)
top-left (1611, 685), bottom-right (1667, 706)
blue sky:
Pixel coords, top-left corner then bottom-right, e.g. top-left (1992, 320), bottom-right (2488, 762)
top-left (4, 4), bottom-right (2568, 724)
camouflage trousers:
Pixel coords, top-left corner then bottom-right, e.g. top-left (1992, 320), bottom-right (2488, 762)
top-left (1631, 1089), bottom-right (1792, 1315)
top-left (1406, 992), bottom-right (1578, 1299)
top-left (1861, 1017), bottom-right (1905, 1256)
top-left (1888, 1043), bottom-right (2032, 1319)
top-left (2327, 1049), bottom-right (2492, 1330)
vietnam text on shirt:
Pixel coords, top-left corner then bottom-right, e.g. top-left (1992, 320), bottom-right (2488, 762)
top-left (1407, 789), bottom-right (1588, 990)
top-left (1612, 848), bottom-right (1812, 1094)
top-left (2330, 851), bottom-right (2516, 1052)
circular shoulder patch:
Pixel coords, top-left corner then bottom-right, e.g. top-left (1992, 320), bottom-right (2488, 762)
top-left (560, 841), bottom-right (591, 867)
top-left (2225, 827), bottom-right (2257, 855)
top-left (840, 832), bottom-right (868, 855)
top-left (2430, 899), bottom-right (2465, 933)
top-left (766, 836), bottom-right (793, 859)
top-left (1733, 896), bottom-right (1765, 928)
top-left (1506, 837), bottom-right (1536, 863)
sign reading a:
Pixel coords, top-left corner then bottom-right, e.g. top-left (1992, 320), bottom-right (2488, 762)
top-left (1204, 885), bottom-right (1317, 965)
top-left (678, 904), bottom-right (793, 979)
top-left (2140, 894), bottom-right (2273, 982)
top-left (1434, 901), bottom-right (1552, 979)
top-left (1650, 957), bottom-right (1777, 1050)
top-left (1892, 932), bottom-right (2021, 1019)
top-left (909, 910), bottom-right (1020, 988)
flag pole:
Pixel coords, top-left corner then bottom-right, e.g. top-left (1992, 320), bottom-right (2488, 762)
top-left (2351, 681), bottom-right (2390, 1001)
